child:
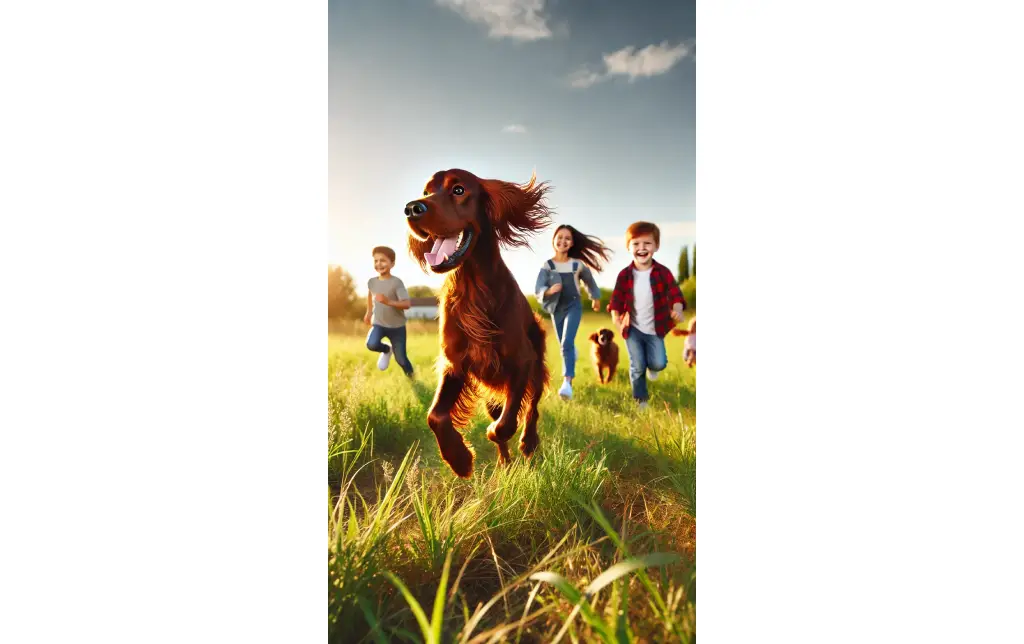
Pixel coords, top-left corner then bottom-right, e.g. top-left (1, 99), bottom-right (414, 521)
top-left (534, 224), bottom-right (610, 400)
top-left (672, 317), bottom-right (696, 368)
top-left (607, 222), bottom-right (686, 409)
top-left (363, 246), bottom-right (414, 377)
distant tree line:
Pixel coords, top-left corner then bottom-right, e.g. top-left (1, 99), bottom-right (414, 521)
top-left (330, 257), bottom-right (693, 321)
top-left (328, 265), bottom-right (436, 319)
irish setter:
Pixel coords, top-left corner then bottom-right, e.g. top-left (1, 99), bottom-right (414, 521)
top-left (404, 169), bottom-right (552, 478)
top-left (587, 328), bottom-right (619, 384)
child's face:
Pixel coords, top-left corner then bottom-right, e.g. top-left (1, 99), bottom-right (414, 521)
top-left (628, 234), bottom-right (658, 268)
top-left (372, 253), bottom-right (394, 275)
top-left (553, 228), bottom-right (573, 254)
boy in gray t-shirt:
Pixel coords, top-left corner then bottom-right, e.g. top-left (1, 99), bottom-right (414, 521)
top-left (363, 246), bottom-right (414, 377)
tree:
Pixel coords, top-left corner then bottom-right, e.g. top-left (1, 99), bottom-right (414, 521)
top-left (677, 246), bottom-right (690, 283)
top-left (407, 285), bottom-right (435, 298)
top-left (692, 244), bottom-right (696, 276)
top-left (328, 265), bottom-right (360, 319)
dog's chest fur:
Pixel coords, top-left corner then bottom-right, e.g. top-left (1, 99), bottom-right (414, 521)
top-left (438, 300), bottom-right (505, 382)
top-left (592, 342), bottom-right (618, 361)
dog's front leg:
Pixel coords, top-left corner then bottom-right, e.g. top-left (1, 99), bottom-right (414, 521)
top-left (427, 370), bottom-right (475, 478)
top-left (486, 369), bottom-right (529, 465)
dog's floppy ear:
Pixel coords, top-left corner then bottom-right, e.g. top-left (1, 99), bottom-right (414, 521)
top-left (480, 172), bottom-right (553, 250)
top-left (588, 332), bottom-right (599, 343)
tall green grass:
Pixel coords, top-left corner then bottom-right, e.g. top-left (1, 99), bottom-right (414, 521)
top-left (329, 313), bottom-right (695, 642)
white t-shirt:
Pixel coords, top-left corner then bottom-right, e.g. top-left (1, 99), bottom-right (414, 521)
top-left (631, 267), bottom-right (656, 335)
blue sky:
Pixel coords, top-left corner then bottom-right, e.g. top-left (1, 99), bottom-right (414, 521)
top-left (330, 0), bottom-right (695, 294)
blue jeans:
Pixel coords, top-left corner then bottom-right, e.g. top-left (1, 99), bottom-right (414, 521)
top-left (624, 327), bottom-right (668, 401)
top-left (551, 301), bottom-right (582, 378)
top-left (365, 324), bottom-right (413, 375)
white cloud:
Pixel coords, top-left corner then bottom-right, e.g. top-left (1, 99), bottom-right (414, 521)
top-left (569, 68), bottom-right (605, 89)
top-left (502, 124), bottom-right (528, 134)
top-left (436, 0), bottom-right (552, 41)
top-left (570, 41), bottom-right (694, 88)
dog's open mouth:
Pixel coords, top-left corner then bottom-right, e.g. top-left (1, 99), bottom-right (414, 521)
top-left (424, 229), bottom-right (473, 270)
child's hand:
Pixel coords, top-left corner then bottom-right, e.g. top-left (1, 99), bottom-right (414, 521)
top-left (670, 306), bottom-right (683, 323)
top-left (616, 312), bottom-right (630, 333)
top-left (374, 293), bottom-right (389, 304)
top-left (363, 311), bottom-right (372, 326)
top-left (546, 283), bottom-right (563, 296)
top-left (591, 299), bottom-right (601, 312)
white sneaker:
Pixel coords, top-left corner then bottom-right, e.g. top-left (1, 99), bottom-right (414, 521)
top-left (558, 380), bottom-right (573, 400)
top-left (377, 348), bottom-right (392, 371)
top-left (647, 368), bottom-right (659, 381)
top-left (638, 401), bottom-right (649, 411)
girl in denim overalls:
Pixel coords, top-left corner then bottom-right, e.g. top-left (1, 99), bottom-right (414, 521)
top-left (534, 225), bottom-right (612, 400)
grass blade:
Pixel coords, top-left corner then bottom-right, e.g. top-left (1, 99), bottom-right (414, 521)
top-left (585, 553), bottom-right (680, 597)
top-left (356, 595), bottom-right (390, 644)
top-left (383, 572), bottom-right (432, 643)
top-left (529, 571), bottom-right (583, 604)
top-left (430, 551), bottom-right (454, 644)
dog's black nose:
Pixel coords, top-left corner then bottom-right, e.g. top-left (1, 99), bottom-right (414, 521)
top-left (405, 201), bottom-right (428, 219)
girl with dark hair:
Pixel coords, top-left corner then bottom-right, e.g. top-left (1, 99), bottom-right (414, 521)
top-left (533, 225), bottom-right (612, 400)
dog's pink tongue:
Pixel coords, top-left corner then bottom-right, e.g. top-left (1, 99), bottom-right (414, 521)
top-left (424, 236), bottom-right (458, 266)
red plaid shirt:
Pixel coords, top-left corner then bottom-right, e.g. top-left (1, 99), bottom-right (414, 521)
top-left (607, 260), bottom-right (686, 339)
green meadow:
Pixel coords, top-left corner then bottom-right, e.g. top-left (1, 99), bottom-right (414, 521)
top-left (329, 311), bottom-right (696, 643)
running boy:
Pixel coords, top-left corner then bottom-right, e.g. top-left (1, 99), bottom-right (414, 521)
top-left (363, 246), bottom-right (414, 377)
top-left (607, 222), bottom-right (686, 408)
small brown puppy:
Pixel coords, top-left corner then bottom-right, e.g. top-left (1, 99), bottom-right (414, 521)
top-left (588, 328), bottom-right (620, 384)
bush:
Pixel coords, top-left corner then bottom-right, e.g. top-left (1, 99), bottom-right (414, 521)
top-left (407, 285), bottom-right (434, 298)
top-left (680, 276), bottom-right (695, 311)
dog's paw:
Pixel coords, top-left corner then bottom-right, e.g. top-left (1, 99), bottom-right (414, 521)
top-left (495, 441), bottom-right (513, 467)
top-left (486, 419), bottom-right (518, 443)
top-left (519, 432), bottom-right (540, 459)
top-left (439, 433), bottom-right (475, 478)
top-left (445, 445), bottom-right (474, 478)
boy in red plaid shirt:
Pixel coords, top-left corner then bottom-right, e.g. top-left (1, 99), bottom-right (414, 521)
top-left (607, 222), bottom-right (686, 409)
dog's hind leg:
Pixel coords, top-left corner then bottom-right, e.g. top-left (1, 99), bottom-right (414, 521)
top-left (519, 318), bottom-right (548, 459)
top-left (607, 362), bottom-right (616, 382)
top-left (427, 370), bottom-right (476, 478)
top-left (519, 366), bottom-right (545, 459)
top-left (597, 364), bottom-right (606, 384)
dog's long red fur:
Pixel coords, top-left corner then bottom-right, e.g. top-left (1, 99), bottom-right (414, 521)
top-left (405, 169), bottom-right (551, 477)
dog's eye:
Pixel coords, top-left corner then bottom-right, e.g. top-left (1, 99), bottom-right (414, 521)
top-left (452, 185), bottom-right (465, 196)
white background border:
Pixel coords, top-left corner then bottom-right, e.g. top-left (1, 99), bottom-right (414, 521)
top-left (2, 0), bottom-right (1023, 641)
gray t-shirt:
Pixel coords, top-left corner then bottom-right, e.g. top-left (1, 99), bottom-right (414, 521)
top-left (368, 276), bottom-right (410, 328)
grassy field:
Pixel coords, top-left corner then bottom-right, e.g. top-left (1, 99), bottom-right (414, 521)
top-left (328, 311), bottom-right (696, 643)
